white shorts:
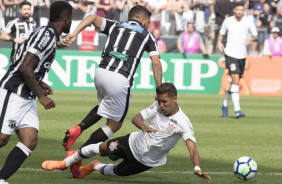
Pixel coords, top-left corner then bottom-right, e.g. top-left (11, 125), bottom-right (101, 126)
top-left (0, 88), bottom-right (39, 135)
top-left (94, 68), bottom-right (132, 123)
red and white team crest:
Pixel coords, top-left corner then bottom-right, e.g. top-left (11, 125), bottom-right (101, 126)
top-left (109, 141), bottom-right (118, 151)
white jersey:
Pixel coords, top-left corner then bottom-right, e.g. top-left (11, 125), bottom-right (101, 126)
top-left (220, 16), bottom-right (258, 59)
top-left (128, 102), bottom-right (196, 167)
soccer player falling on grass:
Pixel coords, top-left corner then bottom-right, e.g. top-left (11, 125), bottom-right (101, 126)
top-left (42, 83), bottom-right (211, 183)
top-left (217, 1), bottom-right (258, 118)
top-left (62, 4), bottom-right (162, 165)
top-left (0, 1), bottom-right (73, 184)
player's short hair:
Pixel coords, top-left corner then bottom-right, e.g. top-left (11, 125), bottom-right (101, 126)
top-left (128, 5), bottom-right (151, 20)
top-left (156, 83), bottom-right (177, 98)
top-left (20, 1), bottom-right (31, 8)
top-left (234, 1), bottom-right (245, 8)
top-left (49, 1), bottom-right (72, 22)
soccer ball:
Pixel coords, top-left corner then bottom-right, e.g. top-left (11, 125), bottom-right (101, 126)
top-left (233, 156), bottom-right (257, 180)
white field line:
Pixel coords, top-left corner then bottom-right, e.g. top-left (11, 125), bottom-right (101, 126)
top-left (18, 168), bottom-right (282, 176)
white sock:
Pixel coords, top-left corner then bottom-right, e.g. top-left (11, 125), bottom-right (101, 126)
top-left (101, 124), bottom-right (113, 138)
top-left (96, 163), bottom-right (116, 176)
top-left (64, 142), bottom-right (102, 167)
top-left (16, 142), bottom-right (32, 156)
top-left (230, 84), bottom-right (241, 111)
top-left (222, 91), bottom-right (231, 107)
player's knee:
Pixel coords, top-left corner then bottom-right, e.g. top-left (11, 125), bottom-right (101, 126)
top-left (21, 139), bottom-right (38, 151)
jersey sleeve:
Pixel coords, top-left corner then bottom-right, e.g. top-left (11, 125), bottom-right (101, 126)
top-left (181, 118), bottom-right (196, 143)
top-left (219, 19), bottom-right (227, 36)
top-left (4, 20), bottom-right (16, 34)
top-left (140, 101), bottom-right (159, 120)
top-left (249, 20), bottom-right (258, 37)
top-left (27, 27), bottom-right (56, 60)
top-left (99, 18), bottom-right (117, 36)
top-left (146, 33), bottom-right (160, 57)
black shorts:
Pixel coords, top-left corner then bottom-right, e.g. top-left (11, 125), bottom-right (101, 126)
top-left (106, 134), bottom-right (152, 176)
top-left (225, 54), bottom-right (246, 78)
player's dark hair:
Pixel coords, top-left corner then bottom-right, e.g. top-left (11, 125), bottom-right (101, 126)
top-left (156, 83), bottom-right (177, 98)
top-left (49, 1), bottom-right (72, 22)
top-left (20, 1), bottom-right (31, 8)
top-left (234, 1), bottom-right (245, 8)
top-left (128, 5), bottom-right (151, 20)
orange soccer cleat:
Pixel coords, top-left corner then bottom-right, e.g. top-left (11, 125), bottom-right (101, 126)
top-left (72, 160), bottom-right (100, 179)
top-left (63, 125), bottom-right (81, 151)
top-left (66, 150), bottom-right (82, 178)
top-left (42, 160), bottom-right (67, 171)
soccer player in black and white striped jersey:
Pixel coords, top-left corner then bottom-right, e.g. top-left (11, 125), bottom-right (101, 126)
top-left (0, 1), bottom-right (73, 183)
top-left (0, 1), bottom-right (36, 63)
top-left (62, 5), bottom-right (163, 159)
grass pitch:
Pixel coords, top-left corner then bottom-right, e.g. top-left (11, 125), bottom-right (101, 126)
top-left (1, 91), bottom-right (282, 184)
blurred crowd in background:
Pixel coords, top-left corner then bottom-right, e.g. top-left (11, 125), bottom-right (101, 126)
top-left (1, 0), bottom-right (282, 56)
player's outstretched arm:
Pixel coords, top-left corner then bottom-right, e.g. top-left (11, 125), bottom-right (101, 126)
top-left (186, 140), bottom-right (211, 183)
top-left (64, 15), bottom-right (103, 46)
top-left (150, 55), bottom-right (162, 87)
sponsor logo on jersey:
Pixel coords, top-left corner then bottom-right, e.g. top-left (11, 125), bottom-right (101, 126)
top-left (119, 22), bottom-right (144, 33)
top-left (38, 31), bottom-right (50, 50)
top-left (109, 141), bottom-right (118, 151)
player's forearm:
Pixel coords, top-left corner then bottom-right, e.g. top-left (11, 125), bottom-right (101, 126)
top-left (72, 15), bottom-right (97, 36)
top-left (217, 34), bottom-right (223, 44)
top-left (20, 54), bottom-right (45, 98)
top-left (0, 32), bottom-right (13, 42)
top-left (131, 113), bottom-right (146, 130)
top-left (152, 60), bottom-right (162, 87)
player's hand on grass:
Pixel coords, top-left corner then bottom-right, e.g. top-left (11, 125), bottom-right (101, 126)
top-left (39, 96), bottom-right (56, 110)
top-left (194, 170), bottom-right (211, 183)
top-left (39, 81), bottom-right (53, 96)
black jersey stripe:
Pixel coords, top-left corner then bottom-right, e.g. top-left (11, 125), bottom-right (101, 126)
top-left (119, 86), bottom-right (131, 123)
top-left (0, 90), bottom-right (11, 132)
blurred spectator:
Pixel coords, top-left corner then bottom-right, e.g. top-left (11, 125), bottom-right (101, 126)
top-left (177, 22), bottom-right (208, 55)
top-left (3, 0), bottom-right (22, 24)
top-left (188, 0), bottom-right (212, 35)
top-left (269, 0), bottom-right (279, 14)
top-left (147, 0), bottom-right (167, 33)
top-left (263, 26), bottom-right (282, 56)
top-left (33, 0), bottom-right (50, 26)
top-left (110, 0), bottom-right (134, 21)
top-left (153, 29), bottom-right (167, 53)
top-left (0, 1), bottom-right (36, 62)
top-left (257, 3), bottom-right (273, 54)
top-left (95, 0), bottom-right (114, 18)
top-left (166, 0), bottom-right (190, 35)
top-left (0, 0), bottom-right (5, 33)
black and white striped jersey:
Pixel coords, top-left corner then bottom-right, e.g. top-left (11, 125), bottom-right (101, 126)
top-left (4, 17), bottom-right (36, 61)
top-left (0, 23), bottom-right (60, 100)
top-left (99, 19), bottom-right (159, 84)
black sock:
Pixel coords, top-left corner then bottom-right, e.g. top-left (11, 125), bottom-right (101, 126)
top-left (0, 146), bottom-right (28, 180)
top-left (81, 127), bottom-right (109, 147)
top-left (78, 105), bottom-right (102, 132)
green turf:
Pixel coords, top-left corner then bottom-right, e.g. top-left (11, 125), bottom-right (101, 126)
top-left (1, 91), bottom-right (282, 184)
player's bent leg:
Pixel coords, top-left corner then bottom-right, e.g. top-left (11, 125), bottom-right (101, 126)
top-left (17, 127), bottom-right (38, 151)
top-left (63, 105), bottom-right (102, 151)
top-left (0, 133), bottom-right (11, 148)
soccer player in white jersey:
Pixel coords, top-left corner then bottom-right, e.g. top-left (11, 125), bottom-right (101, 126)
top-left (217, 1), bottom-right (258, 118)
top-left (0, 2), bottom-right (73, 184)
top-left (61, 4), bottom-right (162, 160)
top-left (42, 83), bottom-right (211, 183)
